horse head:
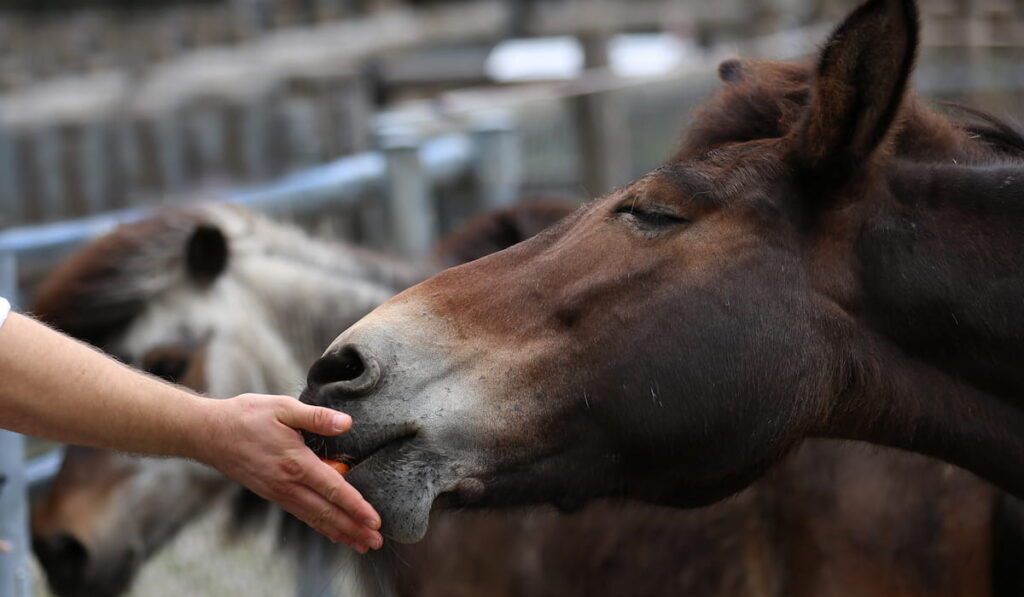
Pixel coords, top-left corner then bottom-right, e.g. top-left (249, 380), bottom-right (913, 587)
top-left (30, 204), bottom-right (410, 596)
top-left (302, 0), bottom-right (1024, 543)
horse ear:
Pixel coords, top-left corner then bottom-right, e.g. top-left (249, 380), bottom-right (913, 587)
top-left (185, 224), bottom-right (229, 285)
top-left (795, 0), bottom-right (919, 180)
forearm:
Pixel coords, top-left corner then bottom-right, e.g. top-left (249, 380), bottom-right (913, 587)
top-left (0, 312), bottom-right (384, 550)
top-left (0, 312), bottom-right (214, 459)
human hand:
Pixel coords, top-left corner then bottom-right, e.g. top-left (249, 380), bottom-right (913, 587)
top-left (194, 394), bottom-right (383, 553)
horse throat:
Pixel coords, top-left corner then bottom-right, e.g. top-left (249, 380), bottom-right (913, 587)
top-left (825, 333), bottom-right (1024, 499)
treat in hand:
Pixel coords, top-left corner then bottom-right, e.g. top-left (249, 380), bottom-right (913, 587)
top-left (321, 458), bottom-right (351, 476)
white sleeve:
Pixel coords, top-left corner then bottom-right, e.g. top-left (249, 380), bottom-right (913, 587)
top-left (0, 296), bottom-right (9, 330)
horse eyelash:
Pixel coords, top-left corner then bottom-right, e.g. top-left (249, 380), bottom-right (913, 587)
top-left (613, 204), bottom-right (690, 227)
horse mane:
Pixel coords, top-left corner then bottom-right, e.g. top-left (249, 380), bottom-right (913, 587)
top-left (674, 58), bottom-right (1024, 165)
top-left (673, 60), bottom-right (811, 160)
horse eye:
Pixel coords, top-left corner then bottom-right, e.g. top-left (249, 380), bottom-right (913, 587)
top-left (614, 205), bottom-right (689, 228)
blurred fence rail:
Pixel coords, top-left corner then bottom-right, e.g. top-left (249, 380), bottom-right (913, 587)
top-left (2, 0), bottom-right (1024, 229)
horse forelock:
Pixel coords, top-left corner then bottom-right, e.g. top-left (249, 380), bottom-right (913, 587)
top-left (674, 76), bottom-right (810, 161)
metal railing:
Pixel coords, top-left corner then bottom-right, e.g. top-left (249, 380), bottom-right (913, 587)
top-left (0, 111), bottom-right (519, 597)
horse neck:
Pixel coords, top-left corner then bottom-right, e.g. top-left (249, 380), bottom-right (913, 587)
top-left (826, 328), bottom-right (1024, 498)
top-left (822, 160), bottom-right (1024, 496)
top-left (859, 162), bottom-right (1024, 392)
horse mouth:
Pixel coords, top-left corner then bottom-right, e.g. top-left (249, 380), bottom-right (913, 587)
top-left (309, 426), bottom-right (417, 474)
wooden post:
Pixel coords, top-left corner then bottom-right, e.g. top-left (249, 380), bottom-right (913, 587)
top-left (0, 251), bottom-right (33, 597)
top-left (379, 124), bottom-right (436, 260)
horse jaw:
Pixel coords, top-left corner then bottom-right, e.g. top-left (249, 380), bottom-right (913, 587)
top-left (343, 442), bottom-right (451, 542)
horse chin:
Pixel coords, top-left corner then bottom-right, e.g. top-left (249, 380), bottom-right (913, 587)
top-left (344, 441), bottom-right (452, 543)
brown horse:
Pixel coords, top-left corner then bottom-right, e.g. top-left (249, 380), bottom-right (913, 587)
top-left (300, 0), bottom-right (1024, 556)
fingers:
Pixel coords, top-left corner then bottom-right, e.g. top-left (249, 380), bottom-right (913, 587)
top-left (282, 485), bottom-right (384, 553)
top-left (277, 399), bottom-right (351, 437)
top-left (307, 457), bottom-right (381, 530)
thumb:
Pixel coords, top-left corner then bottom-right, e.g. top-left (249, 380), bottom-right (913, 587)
top-left (278, 400), bottom-right (352, 436)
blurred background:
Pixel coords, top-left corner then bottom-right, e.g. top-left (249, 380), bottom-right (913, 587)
top-left (0, 0), bottom-right (1020, 233)
top-left (0, 0), bottom-right (1020, 595)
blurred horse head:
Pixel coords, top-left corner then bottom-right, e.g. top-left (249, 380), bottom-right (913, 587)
top-left (29, 200), bottom-right (574, 597)
top-left (29, 203), bottom-right (422, 597)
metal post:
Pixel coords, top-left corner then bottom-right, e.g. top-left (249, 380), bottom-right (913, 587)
top-left (378, 125), bottom-right (436, 260)
top-left (471, 112), bottom-right (521, 211)
top-left (0, 250), bottom-right (33, 597)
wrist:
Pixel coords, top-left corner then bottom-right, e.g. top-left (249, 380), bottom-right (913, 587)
top-left (171, 392), bottom-right (225, 463)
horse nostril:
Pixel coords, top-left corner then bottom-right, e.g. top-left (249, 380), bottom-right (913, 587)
top-left (307, 344), bottom-right (381, 395)
top-left (34, 532), bottom-right (90, 576)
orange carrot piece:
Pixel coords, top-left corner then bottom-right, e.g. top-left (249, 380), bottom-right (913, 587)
top-left (321, 459), bottom-right (350, 476)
